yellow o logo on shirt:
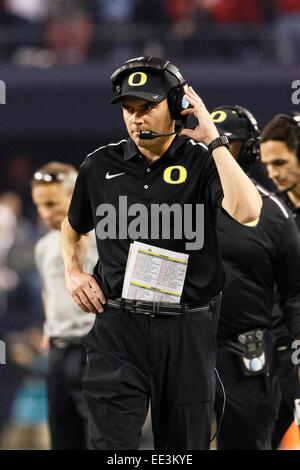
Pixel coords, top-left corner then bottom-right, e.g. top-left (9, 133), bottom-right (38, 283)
top-left (210, 110), bottom-right (227, 123)
top-left (163, 166), bottom-right (187, 184)
top-left (128, 72), bottom-right (147, 87)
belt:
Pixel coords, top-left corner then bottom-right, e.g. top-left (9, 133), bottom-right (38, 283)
top-left (106, 297), bottom-right (213, 317)
top-left (50, 337), bottom-right (83, 349)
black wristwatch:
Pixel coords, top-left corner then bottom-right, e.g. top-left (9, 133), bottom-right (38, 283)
top-left (207, 135), bottom-right (230, 153)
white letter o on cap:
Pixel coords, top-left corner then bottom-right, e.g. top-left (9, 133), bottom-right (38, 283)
top-left (163, 166), bottom-right (187, 184)
top-left (128, 72), bottom-right (147, 87)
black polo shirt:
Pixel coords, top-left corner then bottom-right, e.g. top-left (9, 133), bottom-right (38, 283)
top-left (271, 191), bottom-right (300, 344)
top-left (68, 135), bottom-right (225, 304)
top-left (217, 182), bottom-right (300, 340)
top-left (280, 191), bottom-right (300, 231)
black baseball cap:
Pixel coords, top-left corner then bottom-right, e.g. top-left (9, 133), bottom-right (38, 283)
top-left (111, 69), bottom-right (179, 104)
top-left (211, 106), bottom-right (253, 141)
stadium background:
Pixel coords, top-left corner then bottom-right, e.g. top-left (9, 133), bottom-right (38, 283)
top-left (0, 0), bottom-right (299, 449)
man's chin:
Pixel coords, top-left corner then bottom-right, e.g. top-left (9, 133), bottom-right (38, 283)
top-left (49, 222), bottom-right (62, 230)
top-left (278, 183), bottom-right (296, 193)
top-left (132, 133), bottom-right (153, 147)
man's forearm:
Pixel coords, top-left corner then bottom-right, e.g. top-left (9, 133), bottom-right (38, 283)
top-left (211, 146), bottom-right (262, 224)
top-left (61, 217), bottom-right (90, 275)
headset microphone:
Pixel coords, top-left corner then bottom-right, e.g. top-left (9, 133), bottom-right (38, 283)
top-left (139, 127), bottom-right (183, 140)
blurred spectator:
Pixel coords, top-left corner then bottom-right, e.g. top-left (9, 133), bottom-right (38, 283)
top-left (0, 0), bottom-right (34, 60)
top-left (275, 0), bottom-right (300, 64)
top-left (0, 192), bottom-right (19, 315)
top-left (97, 0), bottom-right (136, 23)
top-left (0, 0), bottom-right (30, 25)
top-left (45, 0), bottom-right (96, 63)
top-left (166, 0), bottom-right (216, 39)
top-left (6, 0), bottom-right (48, 22)
top-left (208, 0), bottom-right (277, 62)
top-left (5, 153), bottom-right (36, 221)
top-left (13, 0), bottom-right (97, 67)
top-left (210, 0), bottom-right (271, 24)
top-left (132, 0), bottom-right (171, 59)
top-left (0, 190), bottom-right (44, 445)
top-left (0, 192), bottom-right (18, 267)
top-left (0, 327), bottom-right (49, 450)
top-left (134, 0), bottom-right (170, 23)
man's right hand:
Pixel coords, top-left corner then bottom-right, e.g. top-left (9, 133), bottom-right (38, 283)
top-left (66, 269), bottom-right (106, 314)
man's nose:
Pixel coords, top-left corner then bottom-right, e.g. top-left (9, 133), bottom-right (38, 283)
top-left (39, 208), bottom-right (52, 221)
top-left (268, 165), bottom-right (278, 179)
top-left (132, 111), bottom-right (144, 124)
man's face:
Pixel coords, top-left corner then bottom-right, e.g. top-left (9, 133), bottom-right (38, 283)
top-left (122, 97), bottom-right (174, 148)
top-left (228, 140), bottom-right (244, 161)
top-left (260, 140), bottom-right (300, 192)
top-left (32, 183), bottom-right (71, 230)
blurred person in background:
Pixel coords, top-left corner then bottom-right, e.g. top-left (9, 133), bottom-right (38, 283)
top-left (31, 161), bottom-right (97, 450)
top-left (96, 0), bottom-right (136, 23)
top-left (5, 153), bottom-right (35, 221)
top-left (0, 327), bottom-right (49, 450)
top-left (0, 0), bottom-right (30, 25)
top-left (260, 112), bottom-right (300, 449)
top-left (211, 105), bottom-right (300, 449)
top-left (166, 0), bottom-right (217, 39)
top-left (274, 0), bottom-right (300, 65)
top-left (0, 191), bottom-right (45, 447)
top-left (0, 0), bottom-right (33, 60)
top-left (0, 192), bottom-right (19, 303)
top-left (210, 0), bottom-right (277, 61)
top-left (13, 0), bottom-right (97, 67)
top-left (6, 0), bottom-right (48, 23)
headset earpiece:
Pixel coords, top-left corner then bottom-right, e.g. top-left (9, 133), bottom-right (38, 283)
top-left (167, 85), bottom-right (188, 122)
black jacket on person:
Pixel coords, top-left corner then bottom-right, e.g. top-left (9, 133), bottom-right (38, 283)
top-left (216, 181), bottom-right (300, 342)
top-left (271, 191), bottom-right (300, 345)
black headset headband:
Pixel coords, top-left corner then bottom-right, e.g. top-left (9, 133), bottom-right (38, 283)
top-left (110, 57), bottom-right (186, 91)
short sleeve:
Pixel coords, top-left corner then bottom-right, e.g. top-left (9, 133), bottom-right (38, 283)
top-left (68, 162), bottom-right (94, 234)
top-left (204, 153), bottom-right (224, 210)
top-left (34, 241), bottom-right (44, 287)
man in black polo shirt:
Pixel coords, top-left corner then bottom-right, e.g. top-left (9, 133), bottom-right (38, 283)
top-left (60, 57), bottom-right (262, 450)
top-left (260, 113), bottom-right (300, 448)
top-left (211, 105), bottom-right (300, 450)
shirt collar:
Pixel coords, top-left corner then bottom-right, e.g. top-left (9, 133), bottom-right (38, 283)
top-left (124, 134), bottom-right (186, 162)
top-left (280, 191), bottom-right (300, 214)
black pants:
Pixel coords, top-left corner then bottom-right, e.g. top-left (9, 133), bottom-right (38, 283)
top-left (215, 345), bottom-right (281, 450)
top-left (83, 305), bottom-right (217, 450)
top-left (272, 347), bottom-right (300, 449)
top-left (47, 343), bottom-right (89, 450)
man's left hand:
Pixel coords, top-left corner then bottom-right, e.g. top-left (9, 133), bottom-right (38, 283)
top-left (180, 87), bottom-right (220, 145)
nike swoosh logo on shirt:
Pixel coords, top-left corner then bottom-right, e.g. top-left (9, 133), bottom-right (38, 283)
top-left (105, 172), bottom-right (125, 180)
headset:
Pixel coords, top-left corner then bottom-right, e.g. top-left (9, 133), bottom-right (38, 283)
top-left (272, 112), bottom-right (300, 162)
top-left (212, 105), bottom-right (261, 170)
top-left (111, 57), bottom-right (189, 139)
